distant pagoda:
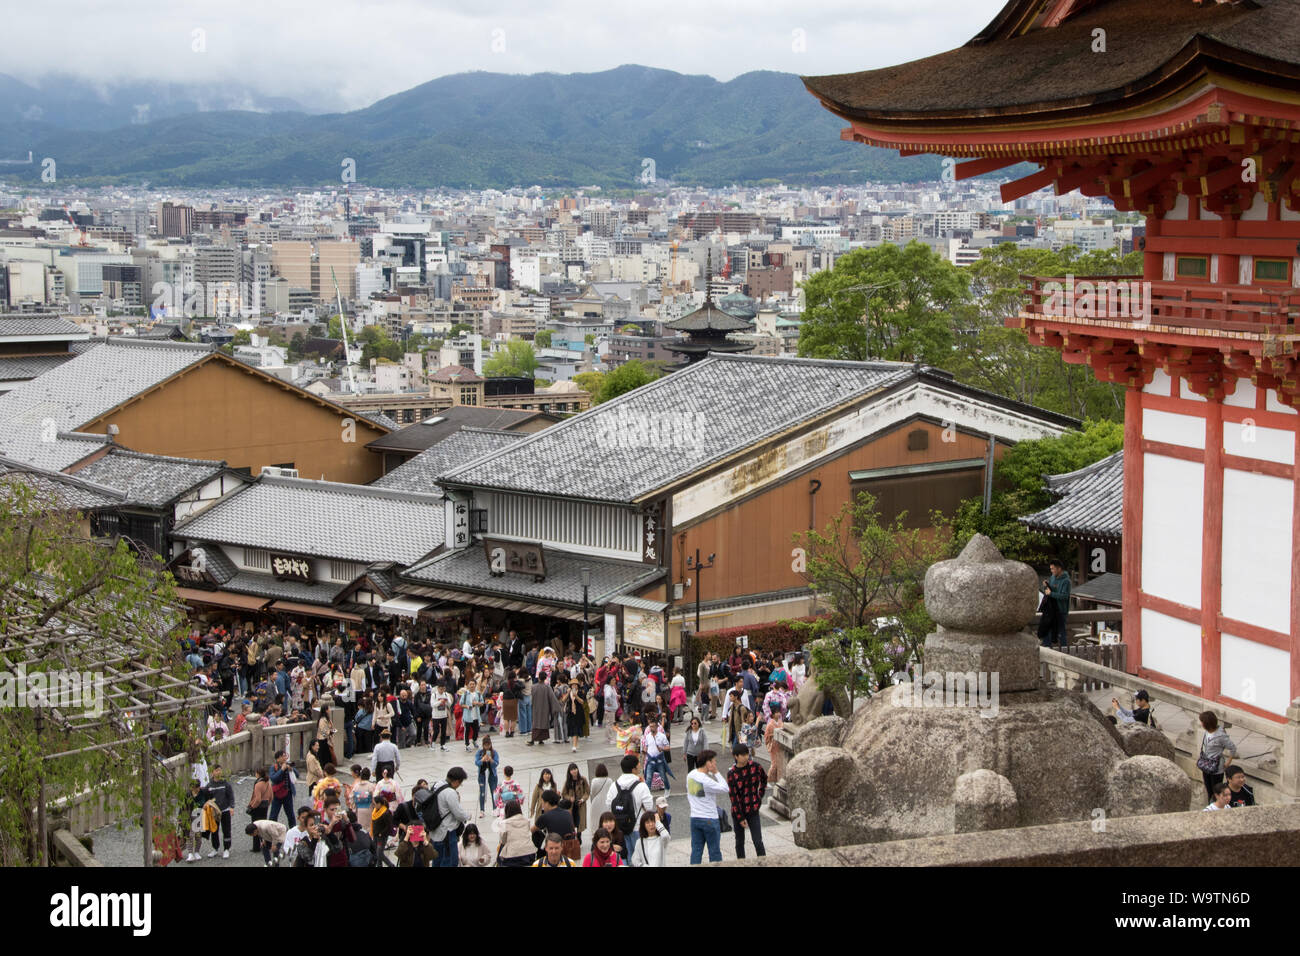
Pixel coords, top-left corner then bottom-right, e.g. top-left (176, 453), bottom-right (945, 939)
top-left (663, 255), bottom-right (754, 368)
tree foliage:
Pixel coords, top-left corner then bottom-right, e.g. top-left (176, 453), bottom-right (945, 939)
top-left (594, 359), bottom-right (661, 404)
top-left (534, 330), bottom-right (552, 349)
top-left (483, 339), bottom-right (539, 378)
top-left (951, 419), bottom-right (1124, 567)
top-left (796, 241), bottom-right (1142, 422)
top-left (0, 479), bottom-right (203, 866)
top-left (792, 491), bottom-right (952, 713)
top-left (798, 241), bottom-right (969, 365)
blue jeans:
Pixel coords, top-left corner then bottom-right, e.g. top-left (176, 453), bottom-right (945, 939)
top-left (479, 772), bottom-right (497, 811)
top-left (435, 833), bottom-right (458, 867)
top-left (518, 699), bottom-right (532, 735)
top-left (268, 795), bottom-right (294, 825)
top-left (690, 816), bottom-right (722, 864)
top-left (645, 755), bottom-right (674, 791)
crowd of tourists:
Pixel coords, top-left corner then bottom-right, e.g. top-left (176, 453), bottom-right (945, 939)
top-left (177, 618), bottom-right (808, 866)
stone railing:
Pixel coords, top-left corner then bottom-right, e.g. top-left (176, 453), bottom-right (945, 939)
top-left (51, 716), bottom-right (330, 839)
top-left (1040, 646), bottom-right (1300, 799)
top-left (50, 828), bottom-right (102, 867)
top-left (723, 803), bottom-right (1300, 867)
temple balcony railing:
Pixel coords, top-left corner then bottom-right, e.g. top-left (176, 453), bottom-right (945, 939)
top-left (1015, 274), bottom-right (1300, 341)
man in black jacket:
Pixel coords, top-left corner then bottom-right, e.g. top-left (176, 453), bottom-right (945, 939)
top-left (506, 629), bottom-right (524, 670)
top-left (200, 764), bottom-right (236, 859)
top-left (414, 681), bottom-right (433, 744)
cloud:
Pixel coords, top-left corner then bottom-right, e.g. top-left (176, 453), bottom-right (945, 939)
top-left (5, 0), bottom-right (988, 112)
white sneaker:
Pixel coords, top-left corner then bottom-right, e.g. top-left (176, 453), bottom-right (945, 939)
top-left (206, 848), bottom-right (218, 858)
top-left (222, 850), bottom-right (230, 859)
top-left (186, 853), bottom-right (196, 863)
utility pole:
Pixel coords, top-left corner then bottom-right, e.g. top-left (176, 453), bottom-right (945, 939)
top-left (831, 279), bottom-right (902, 360)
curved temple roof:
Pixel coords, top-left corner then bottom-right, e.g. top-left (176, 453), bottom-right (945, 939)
top-left (803, 0), bottom-right (1300, 128)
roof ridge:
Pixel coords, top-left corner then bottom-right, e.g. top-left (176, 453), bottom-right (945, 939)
top-left (457, 426), bottom-right (527, 437)
top-left (0, 455), bottom-right (128, 500)
top-left (102, 446), bottom-right (228, 469)
top-left (258, 473), bottom-right (446, 504)
top-left (101, 337), bottom-right (213, 352)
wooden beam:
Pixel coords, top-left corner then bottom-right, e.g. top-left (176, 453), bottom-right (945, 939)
top-left (954, 156), bottom-right (1023, 180)
top-left (1001, 167), bottom-right (1055, 203)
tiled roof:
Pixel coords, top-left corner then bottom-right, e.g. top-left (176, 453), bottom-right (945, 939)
top-left (803, 0), bottom-right (1299, 120)
top-left (70, 446), bottom-right (227, 508)
top-left (0, 314), bottom-right (88, 338)
top-left (440, 353), bottom-right (918, 502)
top-left (221, 570), bottom-right (350, 603)
top-left (1021, 450), bottom-right (1123, 542)
top-left (0, 339), bottom-right (213, 466)
top-left (373, 427), bottom-right (526, 494)
top-left (366, 406), bottom-right (551, 453)
top-left (430, 365), bottom-right (483, 383)
top-left (404, 546), bottom-right (664, 607)
top-left (0, 456), bottom-right (125, 510)
top-left (173, 475), bottom-right (445, 565)
top-left (0, 354), bottom-right (80, 382)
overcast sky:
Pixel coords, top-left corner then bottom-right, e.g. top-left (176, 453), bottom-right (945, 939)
top-left (8, 0), bottom-right (990, 111)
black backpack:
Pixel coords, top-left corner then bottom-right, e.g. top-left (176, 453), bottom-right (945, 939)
top-left (610, 781), bottom-right (638, 832)
top-left (420, 783), bottom-right (451, 832)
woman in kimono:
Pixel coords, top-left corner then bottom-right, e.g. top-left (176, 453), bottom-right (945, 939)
top-left (528, 672), bottom-right (560, 746)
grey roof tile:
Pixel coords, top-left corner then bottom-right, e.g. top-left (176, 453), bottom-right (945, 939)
top-left (0, 457), bottom-right (125, 510)
top-left (0, 339), bottom-right (212, 466)
top-left (404, 546), bottom-right (664, 607)
top-left (221, 570), bottom-right (349, 603)
top-left (71, 446), bottom-right (227, 508)
top-left (0, 314), bottom-right (88, 337)
top-left (373, 427), bottom-right (526, 494)
top-left (440, 353), bottom-right (917, 502)
top-left (174, 475), bottom-right (445, 565)
top-left (1021, 450), bottom-right (1123, 541)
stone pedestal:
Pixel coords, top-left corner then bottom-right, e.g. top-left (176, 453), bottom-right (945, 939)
top-left (782, 534), bottom-right (1194, 849)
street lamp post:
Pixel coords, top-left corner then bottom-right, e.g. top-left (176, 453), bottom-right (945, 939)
top-left (685, 549), bottom-right (715, 635)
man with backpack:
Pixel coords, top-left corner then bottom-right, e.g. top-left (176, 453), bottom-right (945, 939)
top-left (428, 766), bottom-right (470, 867)
top-left (607, 753), bottom-right (653, 859)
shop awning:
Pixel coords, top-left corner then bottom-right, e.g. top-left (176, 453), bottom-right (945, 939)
top-left (402, 585), bottom-right (587, 622)
top-left (267, 601), bottom-right (364, 623)
top-left (378, 596), bottom-right (434, 619)
top-left (176, 587), bottom-right (271, 612)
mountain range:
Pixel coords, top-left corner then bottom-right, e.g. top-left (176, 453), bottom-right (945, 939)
top-left (0, 66), bottom-right (952, 189)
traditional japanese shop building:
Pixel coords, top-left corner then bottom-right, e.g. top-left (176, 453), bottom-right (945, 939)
top-left (168, 474), bottom-right (445, 625)
top-left (398, 353), bottom-right (1073, 659)
top-left (804, 0), bottom-right (1300, 717)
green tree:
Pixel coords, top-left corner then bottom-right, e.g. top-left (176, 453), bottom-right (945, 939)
top-left (792, 490), bottom-right (952, 713)
top-left (288, 332), bottom-right (306, 360)
top-left (534, 330), bottom-right (552, 349)
top-left (327, 316), bottom-right (343, 339)
top-left (483, 340), bottom-right (539, 378)
top-left (951, 419), bottom-right (1124, 566)
top-left (0, 479), bottom-right (203, 865)
top-left (584, 333), bottom-right (595, 346)
top-left (572, 370), bottom-right (604, 396)
top-left (797, 241), bottom-right (970, 365)
top-left (405, 333), bottom-right (428, 352)
top-left (358, 325), bottom-right (403, 365)
top-left (449, 322), bottom-right (473, 337)
top-left (949, 244), bottom-right (1138, 421)
top-left (595, 359), bottom-right (661, 404)
top-left (230, 329), bottom-right (252, 347)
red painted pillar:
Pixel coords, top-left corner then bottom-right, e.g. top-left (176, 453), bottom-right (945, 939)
top-left (1201, 399), bottom-right (1224, 701)
top-left (1143, 217), bottom-right (1161, 282)
top-left (1122, 385), bottom-right (1144, 674)
top-left (1292, 424), bottom-right (1300, 704)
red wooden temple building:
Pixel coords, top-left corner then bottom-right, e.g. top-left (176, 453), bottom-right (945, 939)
top-left (804, 0), bottom-right (1300, 720)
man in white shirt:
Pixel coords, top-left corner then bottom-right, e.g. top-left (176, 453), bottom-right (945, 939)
top-left (686, 749), bottom-right (731, 864)
top-left (607, 753), bottom-right (654, 858)
top-left (642, 720), bottom-right (674, 796)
